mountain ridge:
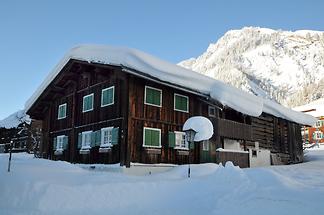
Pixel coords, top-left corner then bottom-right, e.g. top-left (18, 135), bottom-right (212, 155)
top-left (178, 27), bottom-right (324, 107)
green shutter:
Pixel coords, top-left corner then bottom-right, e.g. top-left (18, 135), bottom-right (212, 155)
top-left (168, 132), bottom-right (175, 148)
top-left (77, 133), bottom-right (82, 149)
top-left (175, 95), bottom-right (188, 112)
top-left (90, 132), bottom-right (96, 147)
top-left (53, 137), bottom-right (57, 150)
top-left (102, 88), bottom-right (114, 106)
top-left (146, 87), bottom-right (161, 106)
top-left (112, 127), bottom-right (119, 145)
top-left (63, 136), bottom-right (68, 150)
top-left (151, 130), bottom-right (160, 147)
top-left (144, 129), bottom-right (152, 146)
top-left (95, 131), bottom-right (101, 146)
top-left (189, 141), bottom-right (195, 150)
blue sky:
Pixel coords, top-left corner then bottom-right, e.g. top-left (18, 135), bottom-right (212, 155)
top-left (0, 0), bottom-right (323, 120)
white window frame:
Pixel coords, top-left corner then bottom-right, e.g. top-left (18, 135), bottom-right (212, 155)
top-left (56, 135), bottom-right (65, 151)
top-left (315, 120), bottom-right (324, 128)
top-left (57, 103), bottom-right (67, 119)
top-left (82, 93), bottom-right (94, 113)
top-left (81, 131), bottom-right (92, 150)
top-left (174, 93), bottom-right (189, 113)
top-left (101, 86), bottom-right (115, 107)
top-left (144, 86), bottom-right (162, 108)
top-left (203, 140), bottom-right (209, 151)
top-left (208, 106), bottom-right (216, 117)
top-left (174, 131), bottom-right (188, 150)
top-left (143, 127), bottom-right (162, 148)
top-left (100, 127), bottom-right (113, 148)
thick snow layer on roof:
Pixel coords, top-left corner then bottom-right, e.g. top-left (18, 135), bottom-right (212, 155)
top-left (25, 44), bottom-right (315, 125)
top-left (293, 98), bottom-right (324, 118)
top-left (183, 116), bottom-right (214, 141)
top-left (0, 110), bottom-right (31, 129)
top-left (263, 99), bottom-right (317, 126)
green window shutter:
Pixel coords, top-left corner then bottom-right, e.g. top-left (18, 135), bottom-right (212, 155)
top-left (95, 131), bottom-right (101, 146)
top-left (53, 137), bottom-right (57, 150)
top-left (144, 129), bottom-right (152, 146)
top-left (189, 142), bottom-right (195, 150)
top-left (77, 133), bottom-right (82, 149)
top-left (151, 130), bottom-right (160, 147)
top-left (146, 87), bottom-right (161, 106)
top-left (102, 87), bottom-right (114, 106)
top-left (168, 132), bottom-right (175, 148)
top-left (90, 132), bottom-right (96, 147)
top-left (112, 127), bottom-right (119, 145)
top-left (63, 136), bottom-right (68, 150)
top-left (175, 95), bottom-right (188, 112)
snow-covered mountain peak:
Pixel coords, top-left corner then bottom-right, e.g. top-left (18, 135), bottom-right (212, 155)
top-left (179, 27), bottom-right (324, 107)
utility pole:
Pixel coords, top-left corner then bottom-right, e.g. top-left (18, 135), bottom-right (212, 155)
top-left (8, 141), bottom-right (13, 172)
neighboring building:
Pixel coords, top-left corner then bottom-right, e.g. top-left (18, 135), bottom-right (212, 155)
top-left (0, 110), bottom-right (42, 153)
top-left (25, 45), bottom-right (316, 167)
top-left (294, 98), bottom-right (324, 145)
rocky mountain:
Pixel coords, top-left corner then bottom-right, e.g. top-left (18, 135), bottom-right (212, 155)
top-left (178, 27), bottom-right (324, 107)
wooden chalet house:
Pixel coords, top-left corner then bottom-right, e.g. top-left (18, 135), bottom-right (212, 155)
top-left (25, 45), bottom-right (316, 167)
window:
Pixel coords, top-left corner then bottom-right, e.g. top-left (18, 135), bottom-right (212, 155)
top-left (145, 86), bottom-right (162, 107)
top-left (174, 94), bottom-right (189, 112)
top-left (57, 103), bottom-right (67, 119)
top-left (101, 86), bottom-right (114, 107)
top-left (313, 131), bottom-right (323, 140)
top-left (202, 140), bottom-right (209, 151)
top-left (53, 135), bottom-right (68, 152)
top-left (315, 120), bottom-right (324, 128)
top-left (143, 127), bottom-right (161, 148)
top-left (175, 131), bottom-right (188, 149)
top-left (83, 93), bottom-right (94, 112)
top-left (101, 127), bottom-right (113, 147)
top-left (81, 131), bottom-right (92, 150)
top-left (208, 106), bottom-right (216, 117)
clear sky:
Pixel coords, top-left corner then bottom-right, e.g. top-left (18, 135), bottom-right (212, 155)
top-left (0, 0), bottom-right (323, 120)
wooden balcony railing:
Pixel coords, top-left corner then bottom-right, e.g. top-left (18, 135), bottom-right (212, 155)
top-left (217, 118), bottom-right (253, 140)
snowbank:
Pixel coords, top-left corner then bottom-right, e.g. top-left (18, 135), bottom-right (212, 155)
top-left (25, 44), bottom-right (315, 125)
top-left (0, 110), bottom-right (31, 129)
top-left (1, 152), bottom-right (324, 215)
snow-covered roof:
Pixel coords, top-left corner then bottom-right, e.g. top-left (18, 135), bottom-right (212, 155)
top-left (0, 110), bottom-right (31, 129)
top-left (25, 44), bottom-right (316, 126)
top-left (293, 98), bottom-right (324, 118)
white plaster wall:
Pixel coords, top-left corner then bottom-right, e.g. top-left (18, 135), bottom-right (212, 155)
top-left (249, 148), bottom-right (271, 167)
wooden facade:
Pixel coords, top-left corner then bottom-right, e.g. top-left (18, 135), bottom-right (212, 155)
top-left (27, 59), bottom-right (305, 167)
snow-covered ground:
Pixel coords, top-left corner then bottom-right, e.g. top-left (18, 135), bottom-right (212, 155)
top-left (1, 149), bottom-right (324, 215)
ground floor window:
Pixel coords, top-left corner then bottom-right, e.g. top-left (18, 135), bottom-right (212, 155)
top-left (81, 131), bottom-right (92, 150)
top-left (53, 135), bottom-right (68, 153)
top-left (202, 140), bottom-right (209, 151)
top-left (101, 127), bottom-right (113, 147)
top-left (143, 127), bottom-right (161, 148)
top-left (174, 131), bottom-right (188, 149)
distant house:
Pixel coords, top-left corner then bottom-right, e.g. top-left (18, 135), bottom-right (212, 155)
top-left (25, 45), bottom-right (316, 167)
top-left (294, 98), bottom-right (324, 145)
top-left (0, 110), bottom-right (42, 153)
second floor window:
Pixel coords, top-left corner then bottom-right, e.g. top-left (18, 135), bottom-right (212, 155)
top-left (57, 103), bottom-right (67, 119)
top-left (145, 86), bottom-right (162, 107)
top-left (101, 86), bottom-right (114, 107)
top-left (83, 93), bottom-right (94, 112)
top-left (174, 94), bottom-right (189, 112)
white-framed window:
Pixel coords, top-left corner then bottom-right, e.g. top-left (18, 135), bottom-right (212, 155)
top-left (83, 93), bottom-right (94, 112)
top-left (174, 131), bottom-right (188, 149)
top-left (313, 131), bottom-right (324, 140)
top-left (208, 106), bottom-right (216, 117)
top-left (101, 127), bottom-right (113, 147)
top-left (56, 135), bottom-right (65, 151)
top-left (202, 140), bottom-right (209, 151)
top-left (101, 86), bottom-right (115, 107)
top-left (174, 93), bottom-right (189, 113)
top-left (315, 120), bottom-right (324, 128)
top-left (81, 131), bottom-right (92, 150)
top-left (57, 103), bottom-right (67, 119)
top-left (144, 86), bottom-right (162, 107)
top-left (143, 127), bottom-right (161, 148)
